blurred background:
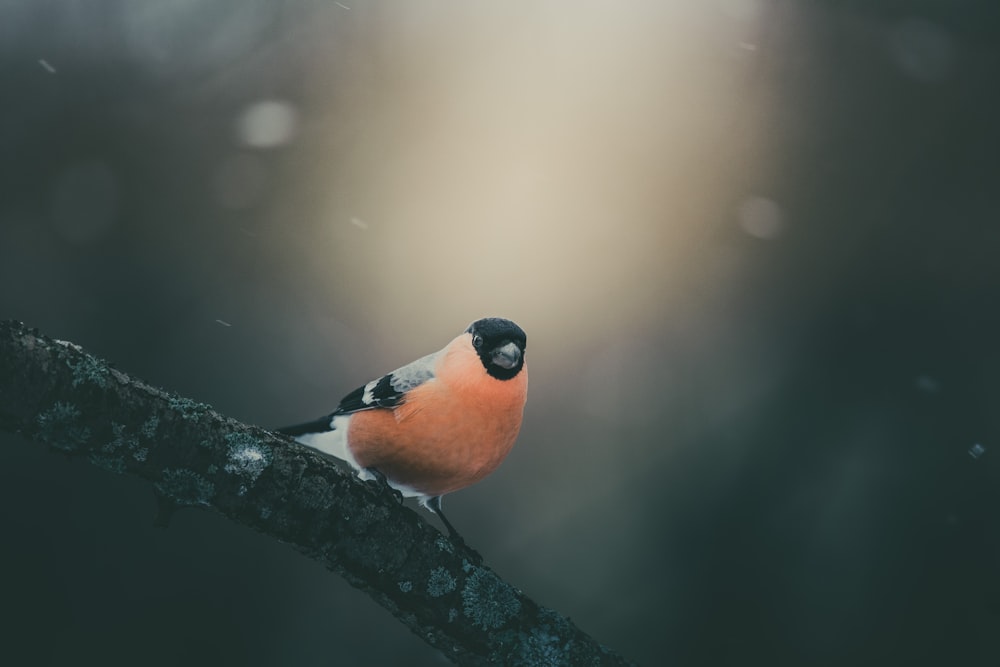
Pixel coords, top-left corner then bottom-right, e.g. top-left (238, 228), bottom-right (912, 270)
top-left (1, 1), bottom-right (999, 665)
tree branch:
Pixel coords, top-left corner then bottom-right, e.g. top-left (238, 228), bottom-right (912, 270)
top-left (0, 320), bottom-right (634, 666)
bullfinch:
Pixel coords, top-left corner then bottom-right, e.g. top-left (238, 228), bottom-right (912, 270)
top-left (278, 317), bottom-right (527, 541)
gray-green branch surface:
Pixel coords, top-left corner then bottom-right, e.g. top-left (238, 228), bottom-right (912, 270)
top-left (0, 320), bottom-right (634, 666)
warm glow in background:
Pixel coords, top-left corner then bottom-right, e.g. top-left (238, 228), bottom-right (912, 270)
top-left (245, 2), bottom-right (769, 362)
top-left (2, 1), bottom-right (998, 665)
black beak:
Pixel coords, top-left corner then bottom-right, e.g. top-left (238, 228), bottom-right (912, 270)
top-left (490, 342), bottom-right (521, 369)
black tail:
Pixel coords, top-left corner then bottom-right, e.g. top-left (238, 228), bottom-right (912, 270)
top-left (275, 415), bottom-right (334, 437)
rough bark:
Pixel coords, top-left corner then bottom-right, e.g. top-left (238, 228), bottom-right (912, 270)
top-left (0, 320), bottom-right (634, 666)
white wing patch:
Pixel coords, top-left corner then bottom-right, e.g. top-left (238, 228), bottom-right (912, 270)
top-left (361, 379), bottom-right (379, 406)
top-left (388, 351), bottom-right (439, 394)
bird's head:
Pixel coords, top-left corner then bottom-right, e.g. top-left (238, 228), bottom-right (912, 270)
top-left (466, 318), bottom-right (527, 381)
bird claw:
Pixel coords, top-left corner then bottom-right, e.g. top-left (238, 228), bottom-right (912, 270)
top-left (365, 467), bottom-right (404, 505)
top-left (424, 495), bottom-right (482, 563)
top-left (454, 538), bottom-right (484, 566)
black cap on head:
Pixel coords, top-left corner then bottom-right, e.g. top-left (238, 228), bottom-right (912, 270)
top-left (466, 318), bottom-right (527, 380)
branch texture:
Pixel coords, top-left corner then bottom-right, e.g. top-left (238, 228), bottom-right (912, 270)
top-left (0, 320), bottom-right (634, 666)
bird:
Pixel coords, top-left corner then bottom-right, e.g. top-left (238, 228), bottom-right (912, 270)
top-left (277, 317), bottom-right (528, 543)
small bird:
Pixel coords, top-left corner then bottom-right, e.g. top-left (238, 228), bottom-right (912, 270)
top-left (278, 317), bottom-right (528, 541)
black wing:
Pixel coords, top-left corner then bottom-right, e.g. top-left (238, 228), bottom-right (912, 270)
top-left (276, 351), bottom-right (438, 436)
top-left (336, 375), bottom-right (403, 412)
top-left (276, 416), bottom-right (336, 437)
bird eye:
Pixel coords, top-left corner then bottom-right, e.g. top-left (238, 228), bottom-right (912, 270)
top-left (472, 333), bottom-right (484, 348)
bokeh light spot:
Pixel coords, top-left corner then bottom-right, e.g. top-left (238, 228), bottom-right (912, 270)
top-left (737, 196), bottom-right (784, 240)
top-left (236, 100), bottom-right (298, 149)
top-left (888, 18), bottom-right (953, 82)
top-left (914, 375), bottom-right (941, 394)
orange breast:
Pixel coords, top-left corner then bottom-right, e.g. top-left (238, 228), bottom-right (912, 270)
top-left (346, 336), bottom-right (527, 497)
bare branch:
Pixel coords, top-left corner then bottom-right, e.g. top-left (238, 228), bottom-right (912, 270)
top-left (0, 320), bottom-right (634, 666)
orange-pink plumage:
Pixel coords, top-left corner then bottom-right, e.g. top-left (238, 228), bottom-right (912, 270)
top-left (278, 318), bottom-right (528, 542)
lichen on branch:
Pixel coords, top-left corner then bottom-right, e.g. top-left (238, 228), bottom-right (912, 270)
top-left (0, 320), bottom-right (634, 666)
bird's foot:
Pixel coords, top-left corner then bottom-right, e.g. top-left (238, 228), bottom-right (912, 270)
top-left (364, 467), bottom-right (404, 505)
top-left (452, 535), bottom-right (484, 566)
top-left (425, 496), bottom-right (483, 565)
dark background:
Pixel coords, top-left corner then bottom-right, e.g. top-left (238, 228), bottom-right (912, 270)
top-left (2, 1), bottom-right (999, 665)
